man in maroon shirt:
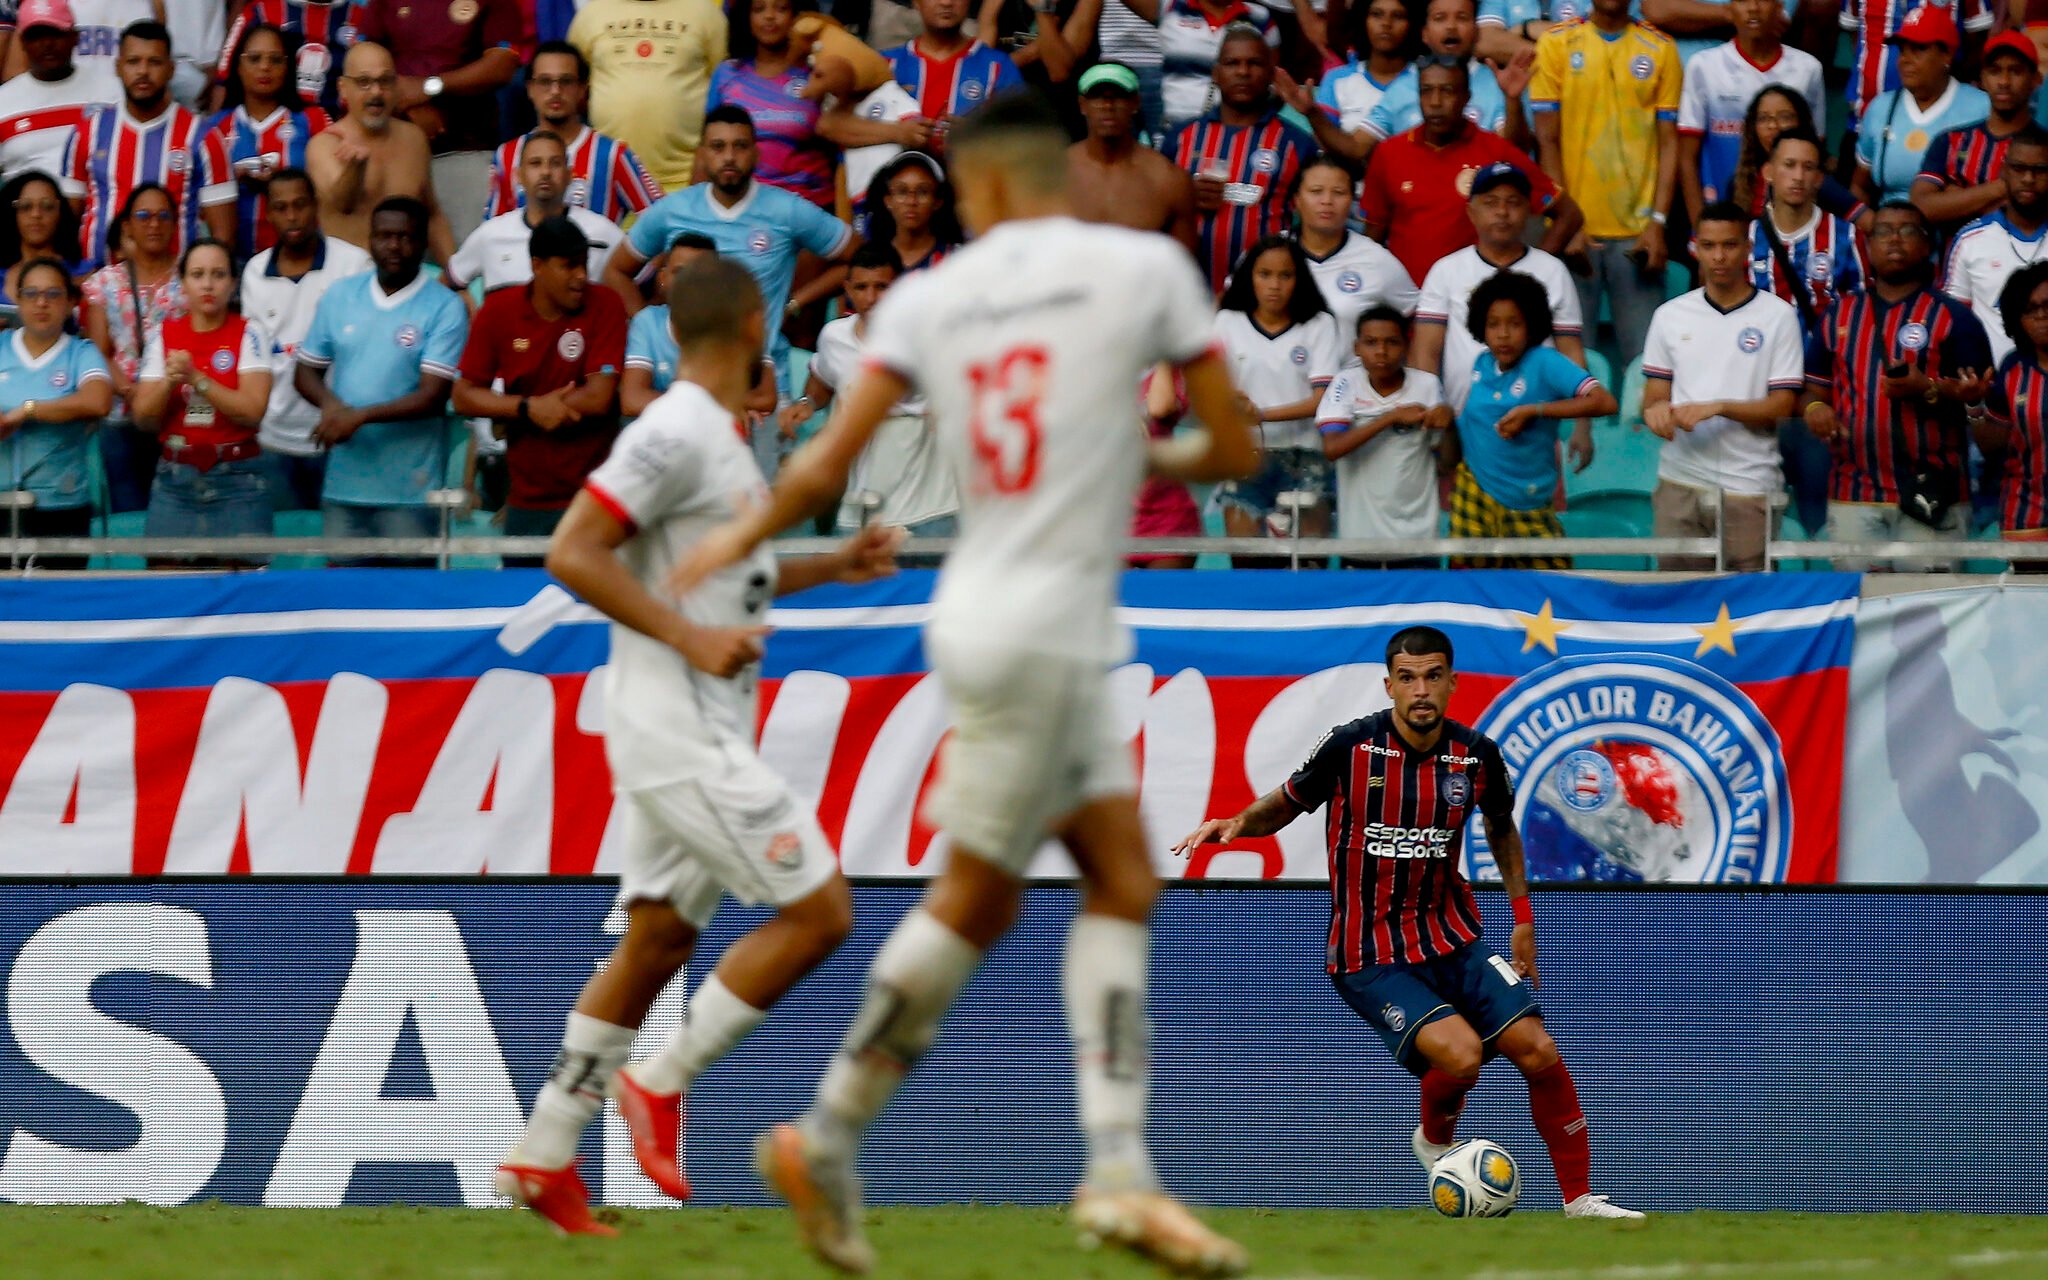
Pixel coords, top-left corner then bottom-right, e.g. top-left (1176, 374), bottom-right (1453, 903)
top-left (350, 0), bottom-right (525, 245)
top-left (453, 214), bottom-right (627, 560)
top-left (1360, 56), bottom-right (1580, 285)
top-left (1176, 625), bottom-right (1643, 1220)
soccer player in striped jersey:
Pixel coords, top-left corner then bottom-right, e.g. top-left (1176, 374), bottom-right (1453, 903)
top-left (1980, 260), bottom-right (2048, 556)
top-left (483, 41), bottom-right (661, 225)
top-left (1803, 200), bottom-right (1993, 568)
top-left (63, 21), bottom-right (235, 272)
top-left (1177, 626), bottom-right (1644, 1221)
top-left (1165, 28), bottom-right (1314, 293)
top-left (215, 0), bottom-right (349, 116)
top-left (1911, 32), bottom-right (2044, 236)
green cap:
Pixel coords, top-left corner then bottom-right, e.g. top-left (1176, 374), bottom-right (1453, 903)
top-left (1078, 62), bottom-right (1141, 96)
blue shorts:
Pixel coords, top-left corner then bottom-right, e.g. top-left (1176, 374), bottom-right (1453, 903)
top-left (1330, 942), bottom-right (1539, 1077)
top-left (1214, 446), bottom-right (1334, 528)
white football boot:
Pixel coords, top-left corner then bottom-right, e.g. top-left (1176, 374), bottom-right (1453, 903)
top-left (1564, 1193), bottom-right (1646, 1219)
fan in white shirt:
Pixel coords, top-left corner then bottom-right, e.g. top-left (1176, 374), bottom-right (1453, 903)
top-left (1642, 203), bottom-right (1807, 571)
top-left (0, 11), bottom-right (99, 184)
top-left (1294, 152), bottom-right (1418, 340)
top-left (446, 130), bottom-right (622, 295)
top-left (1411, 165), bottom-right (1587, 411)
top-left (1941, 130), bottom-right (2048, 365)
top-left (1316, 305), bottom-right (1451, 552)
top-left (667, 95), bottom-right (1257, 1279)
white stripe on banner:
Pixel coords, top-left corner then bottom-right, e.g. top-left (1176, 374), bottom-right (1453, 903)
top-left (0, 595), bottom-right (1856, 647)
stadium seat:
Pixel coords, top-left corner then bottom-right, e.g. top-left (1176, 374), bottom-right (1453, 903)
top-left (1567, 355), bottom-right (1660, 504)
top-left (1558, 492), bottom-right (1655, 570)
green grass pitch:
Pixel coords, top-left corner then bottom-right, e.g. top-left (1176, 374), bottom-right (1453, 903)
top-left (6, 1205), bottom-right (2047, 1280)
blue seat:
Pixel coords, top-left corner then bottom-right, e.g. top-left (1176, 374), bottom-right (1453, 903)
top-left (1558, 492), bottom-right (1655, 570)
top-left (1567, 354), bottom-right (1659, 503)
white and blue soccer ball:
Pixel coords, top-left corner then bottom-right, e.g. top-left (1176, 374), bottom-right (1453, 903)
top-left (1429, 1139), bottom-right (1521, 1219)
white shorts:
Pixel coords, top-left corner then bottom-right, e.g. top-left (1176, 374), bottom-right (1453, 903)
top-left (614, 752), bottom-right (838, 928)
top-left (923, 638), bottom-right (1137, 874)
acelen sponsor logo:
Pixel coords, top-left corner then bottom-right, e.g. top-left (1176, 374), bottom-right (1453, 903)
top-left (0, 664), bottom-right (1414, 882)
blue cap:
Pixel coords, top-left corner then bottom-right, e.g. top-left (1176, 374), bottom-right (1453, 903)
top-left (1467, 161), bottom-right (1532, 200)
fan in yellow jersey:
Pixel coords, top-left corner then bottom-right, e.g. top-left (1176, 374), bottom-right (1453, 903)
top-left (1529, 0), bottom-right (1681, 374)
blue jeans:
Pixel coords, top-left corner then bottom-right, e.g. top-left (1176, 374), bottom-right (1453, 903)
top-left (323, 501), bottom-right (439, 567)
top-left (1135, 65), bottom-right (1166, 147)
top-left (143, 457), bottom-right (270, 539)
top-left (98, 420), bottom-right (157, 514)
top-left (256, 450), bottom-right (327, 513)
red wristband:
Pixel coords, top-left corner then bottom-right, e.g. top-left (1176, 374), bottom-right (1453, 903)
top-left (1510, 895), bottom-right (1534, 926)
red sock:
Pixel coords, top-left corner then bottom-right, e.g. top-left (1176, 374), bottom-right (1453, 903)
top-left (1525, 1059), bottom-right (1591, 1202)
top-left (1419, 1069), bottom-right (1478, 1145)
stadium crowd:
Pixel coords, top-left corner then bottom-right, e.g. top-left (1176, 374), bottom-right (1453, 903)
top-left (0, 0), bottom-right (2045, 571)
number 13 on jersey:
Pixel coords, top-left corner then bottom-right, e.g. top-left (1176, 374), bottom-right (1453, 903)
top-left (966, 345), bottom-right (1050, 495)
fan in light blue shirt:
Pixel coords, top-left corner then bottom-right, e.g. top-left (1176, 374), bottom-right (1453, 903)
top-left (1364, 59), bottom-right (1511, 141)
top-left (624, 305), bottom-right (679, 405)
top-left (1458, 344), bottom-right (1602, 509)
top-left (0, 330), bottom-right (110, 511)
top-left (1856, 78), bottom-right (1990, 204)
top-left (297, 270), bottom-right (470, 508)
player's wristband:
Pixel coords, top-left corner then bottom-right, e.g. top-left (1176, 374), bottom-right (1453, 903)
top-left (1510, 895), bottom-right (1534, 926)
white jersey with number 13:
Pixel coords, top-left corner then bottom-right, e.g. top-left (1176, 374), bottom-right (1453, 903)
top-left (858, 216), bottom-right (1218, 663)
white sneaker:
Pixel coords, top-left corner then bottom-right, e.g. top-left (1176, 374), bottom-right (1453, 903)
top-left (755, 1123), bottom-right (875, 1274)
top-left (1072, 1186), bottom-right (1250, 1277)
top-left (1564, 1193), bottom-right (1645, 1219)
top-left (1412, 1125), bottom-right (1453, 1171)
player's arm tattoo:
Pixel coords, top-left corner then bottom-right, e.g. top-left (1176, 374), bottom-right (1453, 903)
top-left (1235, 787), bottom-right (1302, 839)
top-left (1484, 813), bottom-right (1530, 900)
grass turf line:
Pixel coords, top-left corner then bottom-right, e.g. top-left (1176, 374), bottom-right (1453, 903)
top-left (4, 1206), bottom-right (2047, 1280)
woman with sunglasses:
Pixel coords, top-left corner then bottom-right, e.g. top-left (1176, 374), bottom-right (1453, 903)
top-left (81, 183), bottom-right (186, 513)
top-left (0, 170), bottom-right (81, 331)
top-left (0, 259), bottom-right (115, 569)
top-left (205, 21), bottom-right (333, 259)
top-left (132, 238), bottom-right (273, 564)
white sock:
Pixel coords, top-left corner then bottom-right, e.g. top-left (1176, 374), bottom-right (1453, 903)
top-left (509, 1012), bottom-right (635, 1169)
top-left (802, 909), bottom-right (981, 1156)
top-left (630, 975), bottom-right (766, 1095)
top-left (1064, 914), bottom-right (1159, 1193)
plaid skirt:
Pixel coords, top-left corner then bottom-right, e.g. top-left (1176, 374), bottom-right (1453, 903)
top-left (1447, 465), bottom-right (1568, 570)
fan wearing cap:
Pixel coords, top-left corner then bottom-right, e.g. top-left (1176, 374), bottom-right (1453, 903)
top-left (1853, 7), bottom-right (1988, 206)
top-left (1910, 30), bottom-right (2044, 234)
top-left (454, 213), bottom-right (629, 557)
top-left (1068, 61), bottom-right (1197, 251)
top-left (0, 0), bottom-right (98, 186)
top-left (1940, 124), bottom-right (2048, 366)
top-left (1359, 56), bottom-right (1578, 286)
top-left (1841, 0), bottom-right (1992, 129)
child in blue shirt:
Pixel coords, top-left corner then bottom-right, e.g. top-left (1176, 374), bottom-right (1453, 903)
top-left (1451, 269), bottom-right (1616, 566)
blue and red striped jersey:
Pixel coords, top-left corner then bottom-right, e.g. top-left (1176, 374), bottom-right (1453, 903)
top-left (1987, 350), bottom-right (2048, 532)
top-left (64, 105), bottom-right (236, 273)
top-left (882, 38), bottom-right (1024, 120)
top-left (1806, 284), bottom-right (1991, 505)
top-left (1915, 122), bottom-right (2017, 201)
top-left (1166, 106), bottom-right (1316, 293)
top-left (203, 106), bottom-right (332, 258)
top-left (484, 126), bottom-right (663, 224)
top-left (216, 0), bottom-right (351, 117)
top-left (1749, 209), bottom-right (1865, 323)
top-left (1284, 710), bottom-right (1514, 971)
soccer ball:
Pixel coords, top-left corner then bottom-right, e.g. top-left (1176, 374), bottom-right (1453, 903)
top-left (1428, 1140), bottom-right (1521, 1219)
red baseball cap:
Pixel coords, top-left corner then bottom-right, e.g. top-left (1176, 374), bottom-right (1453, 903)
top-left (1885, 6), bottom-right (1961, 52)
top-left (1982, 30), bottom-right (2041, 70)
top-left (14, 0), bottom-right (75, 33)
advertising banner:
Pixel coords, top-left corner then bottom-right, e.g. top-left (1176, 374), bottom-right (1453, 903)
top-left (0, 570), bottom-right (1857, 883)
top-left (3, 882), bottom-right (2043, 1212)
top-left (1841, 586), bottom-right (2048, 885)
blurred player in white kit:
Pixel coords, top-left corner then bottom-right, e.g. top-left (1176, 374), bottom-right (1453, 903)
top-left (493, 256), bottom-right (903, 1236)
top-left (674, 91), bottom-right (1262, 1277)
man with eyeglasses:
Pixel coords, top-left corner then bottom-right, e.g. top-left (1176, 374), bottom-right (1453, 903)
top-left (349, 0), bottom-right (523, 248)
top-left (62, 19), bottom-right (236, 272)
top-left (1912, 32), bottom-right (2045, 239)
top-left (0, 0), bottom-right (98, 185)
top-left (1802, 201), bottom-right (1992, 570)
top-left (212, 0), bottom-right (352, 117)
top-left (1940, 126), bottom-right (2048, 367)
top-left (483, 40), bottom-right (662, 225)
top-left (307, 41), bottom-right (458, 267)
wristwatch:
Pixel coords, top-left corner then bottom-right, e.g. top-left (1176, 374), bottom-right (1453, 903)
top-left (20, 398), bottom-right (35, 422)
top-left (1923, 382), bottom-right (1941, 406)
top-left (422, 75), bottom-right (446, 99)
top-left (1029, 0), bottom-right (1060, 12)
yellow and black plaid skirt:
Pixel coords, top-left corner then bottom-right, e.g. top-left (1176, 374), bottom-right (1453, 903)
top-left (1447, 465), bottom-right (1568, 570)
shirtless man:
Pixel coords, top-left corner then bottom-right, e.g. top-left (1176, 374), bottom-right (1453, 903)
top-left (1066, 62), bottom-right (1197, 252)
top-left (307, 42), bottom-right (456, 266)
